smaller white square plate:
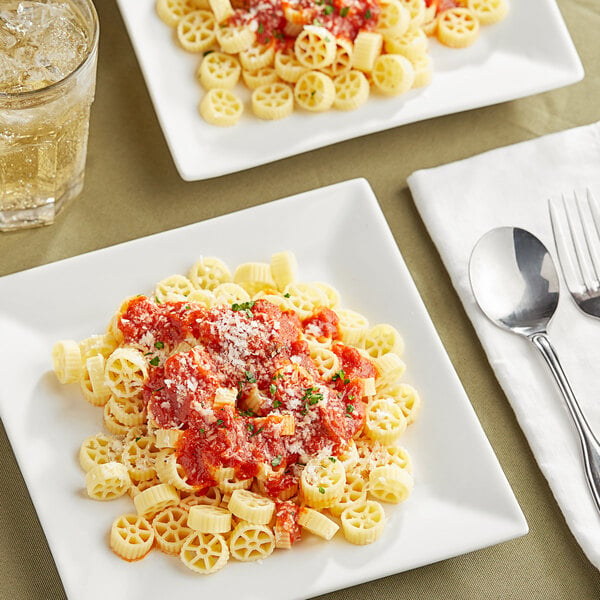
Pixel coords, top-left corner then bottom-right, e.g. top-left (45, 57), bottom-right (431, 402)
top-left (115, 0), bottom-right (582, 181)
top-left (0, 179), bottom-right (527, 599)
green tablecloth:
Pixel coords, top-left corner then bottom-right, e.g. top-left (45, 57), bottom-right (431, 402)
top-left (1, 1), bottom-right (599, 597)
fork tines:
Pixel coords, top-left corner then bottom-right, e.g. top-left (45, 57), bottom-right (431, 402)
top-left (549, 188), bottom-right (600, 298)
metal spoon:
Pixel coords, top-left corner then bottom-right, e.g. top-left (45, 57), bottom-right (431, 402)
top-left (469, 226), bottom-right (600, 513)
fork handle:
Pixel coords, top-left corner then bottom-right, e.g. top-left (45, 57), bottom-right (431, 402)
top-left (530, 332), bottom-right (600, 513)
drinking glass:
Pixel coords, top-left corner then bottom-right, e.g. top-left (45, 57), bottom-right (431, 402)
top-left (0, 0), bottom-right (99, 231)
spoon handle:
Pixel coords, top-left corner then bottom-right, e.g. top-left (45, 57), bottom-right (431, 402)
top-left (530, 332), bottom-right (600, 513)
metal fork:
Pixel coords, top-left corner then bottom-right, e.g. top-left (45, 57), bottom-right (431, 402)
top-left (549, 189), bottom-right (600, 318)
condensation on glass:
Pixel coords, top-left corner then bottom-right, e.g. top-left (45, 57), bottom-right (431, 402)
top-left (0, 0), bottom-right (99, 231)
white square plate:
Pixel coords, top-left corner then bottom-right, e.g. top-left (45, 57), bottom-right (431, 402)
top-left (115, 0), bottom-right (582, 181)
top-left (0, 179), bottom-right (527, 599)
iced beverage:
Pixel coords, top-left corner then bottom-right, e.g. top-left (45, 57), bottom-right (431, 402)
top-left (0, 0), bottom-right (99, 230)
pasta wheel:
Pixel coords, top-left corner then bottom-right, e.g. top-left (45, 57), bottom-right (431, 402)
top-left (155, 0), bottom-right (199, 27)
top-left (437, 7), bottom-right (480, 48)
top-left (176, 10), bottom-right (216, 52)
top-left (107, 394), bottom-right (146, 427)
top-left (385, 382), bottom-right (422, 425)
top-left (274, 47), bottom-right (307, 83)
top-left (110, 513), bottom-right (154, 561)
top-left (411, 52), bottom-right (433, 88)
top-left (314, 281), bottom-right (340, 309)
top-left (104, 347), bottom-right (148, 399)
top-left (199, 88), bottom-right (243, 126)
top-left (103, 401), bottom-right (131, 436)
top-left (294, 25), bottom-right (336, 69)
top-left (79, 433), bottom-right (121, 472)
top-left (373, 352), bottom-right (407, 391)
top-left (371, 54), bottom-right (415, 96)
top-left (155, 427), bottom-right (184, 448)
top-left (294, 71), bottom-right (335, 112)
top-left (253, 292), bottom-right (292, 312)
top-left (79, 333), bottom-right (116, 361)
top-left (240, 41), bottom-right (275, 71)
top-left (123, 435), bottom-right (161, 481)
top-left (368, 464), bottom-right (414, 504)
top-left (308, 343), bottom-right (340, 380)
top-left (335, 308), bottom-right (369, 346)
top-left (187, 288), bottom-right (215, 307)
top-left (365, 397), bottom-right (407, 444)
top-left (85, 461), bottom-right (131, 501)
top-left (207, 0), bottom-right (233, 22)
top-left (229, 522), bottom-right (275, 561)
top-left (301, 456), bottom-right (346, 508)
top-left (128, 475), bottom-right (161, 499)
top-left (152, 505), bottom-right (193, 554)
top-left (134, 483), bottom-right (180, 518)
top-left (398, 0), bottom-right (426, 25)
top-left (283, 282), bottom-right (328, 319)
top-left (216, 25), bottom-right (256, 54)
top-left (363, 323), bottom-right (404, 358)
top-left (228, 489), bottom-right (275, 525)
top-left (242, 66), bottom-right (279, 90)
top-left (212, 386), bottom-right (237, 409)
top-left (333, 70), bottom-right (370, 111)
top-left (212, 282), bottom-right (251, 305)
top-left (384, 24), bottom-right (428, 61)
top-left (270, 250), bottom-right (298, 290)
top-left (155, 449), bottom-right (196, 491)
top-left (188, 504), bottom-right (232, 533)
top-left (198, 52), bottom-right (241, 90)
top-left (80, 354), bottom-right (111, 406)
top-left (340, 500), bottom-right (386, 545)
top-left (351, 31), bottom-right (383, 73)
top-left (252, 82), bottom-right (294, 120)
top-left (52, 339), bottom-right (83, 384)
top-left (370, 442), bottom-right (413, 474)
top-left (188, 256), bottom-right (231, 290)
top-left (329, 470), bottom-right (368, 517)
top-left (297, 507), bottom-right (339, 540)
top-left (376, 0), bottom-right (411, 38)
top-left (337, 439), bottom-right (359, 472)
top-left (467, 0), bottom-right (507, 25)
top-left (320, 37), bottom-right (353, 77)
top-left (155, 274), bottom-right (195, 302)
top-left (180, 532), bottom-right (229, 573)
top-left (217, 474), bottom-right (253, 495)
top-left (233, 262), bottom-right (276, 294)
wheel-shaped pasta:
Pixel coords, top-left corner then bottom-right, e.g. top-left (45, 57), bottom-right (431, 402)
top-left (85, 461), bottom-right (131, 500)
top-left (198, 52), bottom-right (241, 90)
top-left (329, 471), bottom-right (368, 517)
top-left (155, 427), bottom-right (184, 448)
top-left (128, 475), bottom-right (161, 499)
top-left (274, 47), bottom-right (307, 83)
top-left (252, 82), bottom-right (294, 120)
top-left (371, 442), bottom-right (413, 473)
top-left (411, 52), bottom-right (433, 88)
top-left (187, 256), bottom-right (231, 290)
top-left (283, 282), bottom-right (328, 319)
top-left (123, 435), bottom-right (161, 481)
top-left (213, 386), bottom-right (237, 409)
top-left (233, 262), bottom-right (276, 294)
top-left (104, 347), bottom-right (148, 399)
top-left (372, 54), bottom-right (415, 96)
top-left (229, 522), bottom-right (275, 561)
top-left (80, 354), bottom-right (111, 406)
top-left (294, 71), bottom-right (335, 112)
top-left (301, 456), bottom-right (346, 508)
top-left (365, 397), bottom-right (407, 444)
top-left (212, 282), bottom-right (251, 305)
top-left (335, 308), bottom-right (369, 346)
top-left (436, 7), bottom-right (480, 48)
top-left (188, 504), bottom-right (232, 533)
top-left (79, 433), bottom-right (121, 472)
top-left (398, 0), bottom-right (426, 25)
top-left (207, 0), bottom-right (233, 22)
top-left (384, 24), bottom-right (428, 61)
top-left (155, 449), bottom-right (196, 491)
top-left (376, 0), bottom-right (411, 38)
top-left (110, 513), bottom-right (154, 561)
top-left (155, 0), bottom-right (199, 27)
top-left (217, 473), bottom-right (253, 495)
top-left (134, 483), bottom-right (180, 518)
top-left (187, 288), bottom-right (216, 307)
top-left (333, 70), bottom-right (370, 111)
top-left (242, 66), bottom-right (280, 90)
top-left (320, 37), bottom-right (353, 77)
top-left (176, 10), bottom-right (216, 52)
top-left (297, 506), bottom-right (339, 540)
top-left (467, 0), bottom-right (507, 25)
top-left (351, 31), bottom-right (383, 72)
top-left (368, 464), bottom-right (414, 504)
top-left (340, 500), bottom-right (386, 545)
top-left (363, 323), bottom-right (404, 358)
top-left (337, 439), bottom-right (359, 472)
top-left (270, 250), bottom-right (298, 290)
top-left (52, 339), bottom-right (83, 384)
top-left (154, 274), bottom-right (195, 302)
top-left (216, 25), bottom-right (256, 54)
top-left (240, 41), bottom-right (275, 71)
top-left (180, 531), bottom-right (229, 573)
top-left (180, 486), bottom-right (222, 509)
top-left (385, 382), bottom-right (422, 425)
top-left (107, 394), bottom-right (146, 427)
top-left (199, 88), bottom-right (244, 126)
top-left (79, 333), bottom-right (117, 361)
top-left (294, 25), bottom-right (336, 69)
top-left (103, 401), bottom-right (131, 436)
top-left (228, 489), bottom-right (275, 524)
top-left (373, 352), bottom-right (407, 391)
top-left (152, 505), bottom-right (193, 554)
top-left (308, 343), bottom-right (340, 380)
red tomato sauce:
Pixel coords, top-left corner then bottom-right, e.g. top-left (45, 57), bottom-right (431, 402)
top-left (117, 297), bottom-right (376, 495)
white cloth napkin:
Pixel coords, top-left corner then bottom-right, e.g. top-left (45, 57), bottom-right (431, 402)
top-left (407, 121), bottom-right (600, 569)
